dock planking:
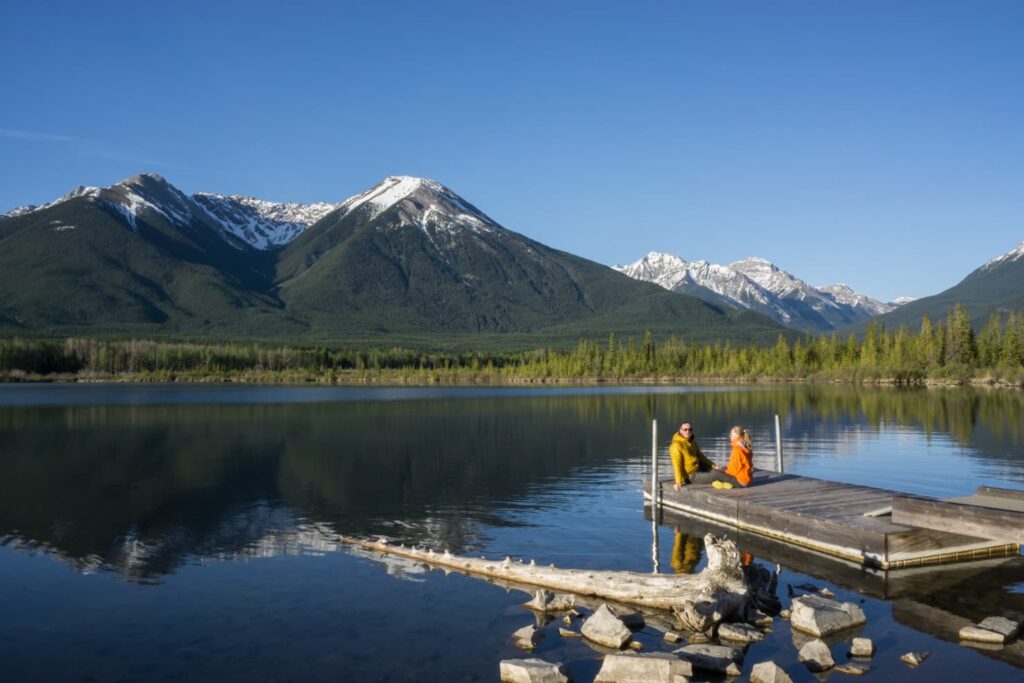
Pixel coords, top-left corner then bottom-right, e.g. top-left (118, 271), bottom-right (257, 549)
top-left (891, 485), bottom-right (1024, 545)
top-left (643, 471), bottom-right (1020, 569)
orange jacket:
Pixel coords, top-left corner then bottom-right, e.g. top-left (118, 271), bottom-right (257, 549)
top-left (724, 436), bottom-right (752, 487)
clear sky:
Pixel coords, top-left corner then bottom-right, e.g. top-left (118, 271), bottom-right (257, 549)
top-left (3, 1), bottom-right (1022, 302)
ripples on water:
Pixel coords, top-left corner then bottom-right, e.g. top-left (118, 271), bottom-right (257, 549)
top-left (0, 384), bottom-right (1022, 681)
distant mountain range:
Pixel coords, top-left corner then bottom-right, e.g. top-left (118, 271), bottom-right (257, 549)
top-left (614, 252), bottom-right (907, 332)
top-left (0, 174), bottom-right (785, 346)
top-left (864, 240), bottom-right (1024, 331)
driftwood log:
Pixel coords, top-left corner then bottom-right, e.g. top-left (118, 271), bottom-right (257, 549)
top-left (339, 533), bottom-right (751, 621)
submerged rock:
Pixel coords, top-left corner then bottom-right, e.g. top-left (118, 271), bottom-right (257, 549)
top-left (581, 604), bottom-right (632, 649)
top-left (790, 595), bottom-right (866, 636)
top-left (675, 643), bottom-right (743, 675)
top-left (594, 652), bottom-right (693, 683)
top-left (750, 660), bottom-right (793, 683)
top-left (558, 627), bottom-right (581, 638)
top-left (499, 658), bottom-right (570, 683)
top-left (835, 662), bottom-right (870, 676)
top-left (797, 639), bottom-right (835, 672)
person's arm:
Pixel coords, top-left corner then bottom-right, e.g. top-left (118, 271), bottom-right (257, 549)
top-left (695, 442), bottom-right (717, 471)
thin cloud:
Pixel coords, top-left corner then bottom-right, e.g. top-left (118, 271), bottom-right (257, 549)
top-left (0, 128), bottom-right (76, 142)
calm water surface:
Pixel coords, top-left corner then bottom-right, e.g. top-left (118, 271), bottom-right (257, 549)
top-left (0, 384), bottom-right (1022, 682)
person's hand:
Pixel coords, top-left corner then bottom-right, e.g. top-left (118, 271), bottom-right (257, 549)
top-left (673, 483), bottom-right (682, 491)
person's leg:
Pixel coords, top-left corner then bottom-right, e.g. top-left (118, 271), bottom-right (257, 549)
top-left (688, 469), bottom-right (725, 485)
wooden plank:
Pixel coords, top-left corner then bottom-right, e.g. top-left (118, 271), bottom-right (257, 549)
top-left (891, 495), bottom-right (1024, 544)
top-left (976, 485), bottom-right (1024, 502)
top-left (738, 499), bottom-right (888, 562)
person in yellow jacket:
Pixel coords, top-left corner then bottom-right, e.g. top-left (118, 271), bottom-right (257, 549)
top-left (669, 421), bottom-right (727, 490)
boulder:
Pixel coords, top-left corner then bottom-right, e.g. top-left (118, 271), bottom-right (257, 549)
top-left (686, 633), bottom-right (711, 645)
top-left (717, 622), bottom-right (765, 643)
top-left (513, 624), bottom-right (542, 650)
top-left (790, 595), bottom-right (866, 636)
top-left (849, 637), bottom-right (874, 658)
top-left (749, 661), bottom-right (793, 683)
top-left (900, 651), bottom-right (929, 667)
top-left (674, 643), bottom-right (743, 676)
top-left (959, 625), bottom-right (1007, 644)
top-left (499, 658), bottom-right (570, 683)
top-left (797, 639), bottom-right (835, 672)
top-left (581, 604), bottom-right (633, 649)
top-left (594, 652), bottom-right (693, 683)
top-left (977, 616), bottom-right (1020, 640)
top-left (524, 589), bottom-right (576, 612)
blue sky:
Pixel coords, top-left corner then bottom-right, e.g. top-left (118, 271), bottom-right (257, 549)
top-left (3, 1), bottom-right (1022, 302)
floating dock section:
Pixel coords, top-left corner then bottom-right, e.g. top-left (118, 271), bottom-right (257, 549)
top-left (643, 472), bottom-right (1021, 569)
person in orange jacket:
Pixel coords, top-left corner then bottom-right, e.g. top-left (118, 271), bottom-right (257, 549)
top-left (722, 425), bottom-right (754, 488)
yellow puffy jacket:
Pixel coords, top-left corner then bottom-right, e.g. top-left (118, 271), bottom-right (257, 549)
top-left (669, 431), bottom-right (715, 484)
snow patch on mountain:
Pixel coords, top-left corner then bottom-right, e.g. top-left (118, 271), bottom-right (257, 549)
top-left (888, 296), bottom-right (916, 307)
top-left (194, 193), bottom-right (336, 249)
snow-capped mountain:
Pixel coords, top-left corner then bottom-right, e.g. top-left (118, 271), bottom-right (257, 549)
top-left (979, 240), bottom-right (1024, 273)
top-left (615, 252), bottom-right (900, 332)
top-left (192, 194), bottom-right (337, 249)
top-left (3, 174), bottom-right (337, 250)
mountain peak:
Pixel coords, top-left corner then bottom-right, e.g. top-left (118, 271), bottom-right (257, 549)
top-left (980, 239), bottom-right (1024, 272)
top-left (336, 176), bottom-right (499, 239)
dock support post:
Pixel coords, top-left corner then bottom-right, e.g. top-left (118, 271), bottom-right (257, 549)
top-left (651, 419), bottom-right (659, 513)
top-left (774, 414), bottom-right (784, 473)
top-left (651, 419), bottom-right (660, 573)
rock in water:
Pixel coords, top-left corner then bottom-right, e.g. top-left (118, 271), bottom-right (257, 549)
top-left (524, 589), bottom-right (576, 612)
top-left (977, 616), bottom-right (1020, 640)
top-left (499, 658), bottom-right (570, 683)
top-left (959, 625), bottom-right (1007, 644)
top-left (594, 652), bottom-right (693, 683)
top-left (717, 622), bottom-right (765, 643)
top-left (797, 639), bottom-right (835, 672)
top-left (513, 624), bottom-right (542, 650)
top-left (663, 631), bottom-right (683, 644)
top-left (849, 637), bottom-right (874, 657)
top-left (581, 604), bottom-right (633, 649)
top-left (675, 643), bottom-right (744, 675)
top-left (558, 627), bottom-right (580, 638)
top-left (900, 651), bottom-right (929, 667)
top-left (789, 595), bottom-right (866, 636)
top-left (750, 661), bottom-right (794, 683)
top-left (834, 662), bottom-right (870, 676)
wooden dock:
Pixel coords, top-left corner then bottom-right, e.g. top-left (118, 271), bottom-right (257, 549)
top-left (643, 471), bottom-right (1021, 569)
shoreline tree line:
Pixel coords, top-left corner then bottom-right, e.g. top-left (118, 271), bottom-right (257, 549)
top-left (1, 305), bottom-right (1022, 384)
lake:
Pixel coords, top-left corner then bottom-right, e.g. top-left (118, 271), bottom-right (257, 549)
top-left (0, 383), bottom-right (1022, 682)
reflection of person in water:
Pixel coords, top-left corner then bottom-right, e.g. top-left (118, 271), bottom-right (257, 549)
top-left (671, 526), bottom-right (703, 574)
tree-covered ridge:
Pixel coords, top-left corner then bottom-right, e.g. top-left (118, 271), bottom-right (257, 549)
top-left (1, 304), bottom-right (1022, 385)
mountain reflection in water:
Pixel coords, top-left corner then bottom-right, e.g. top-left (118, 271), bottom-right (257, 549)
top-left (0, 384), bottom-right (1022, 582)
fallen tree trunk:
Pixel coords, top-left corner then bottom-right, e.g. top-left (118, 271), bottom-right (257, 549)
top-left (339, 533), bottom-right (749, 612)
